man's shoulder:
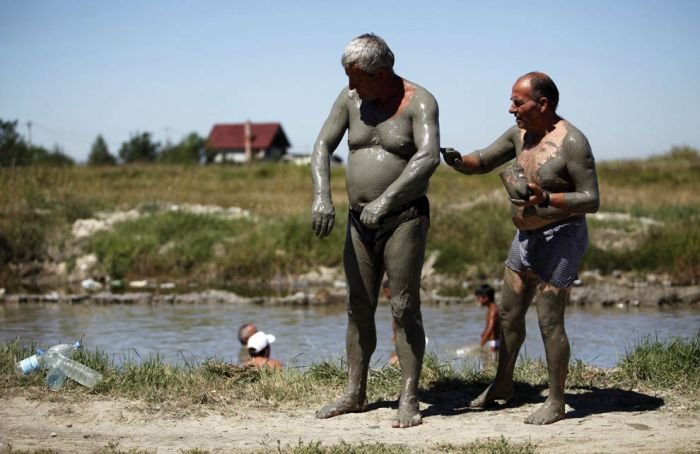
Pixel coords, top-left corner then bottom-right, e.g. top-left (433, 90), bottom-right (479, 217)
top-left (560, 120), bottom-right (592, 153)
top-left (406, 80), bottom-right (437, 102)
top-left (561, 119), bottom-right (584, 135)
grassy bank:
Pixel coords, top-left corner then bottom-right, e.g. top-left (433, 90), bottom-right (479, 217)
top-left (2, 335), bottom-right (698, 407)
top-left (1, 149), bottom-right (700, 292)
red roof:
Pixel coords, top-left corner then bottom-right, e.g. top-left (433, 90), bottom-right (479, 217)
top-left (207, 122), bottom-right (290, 150)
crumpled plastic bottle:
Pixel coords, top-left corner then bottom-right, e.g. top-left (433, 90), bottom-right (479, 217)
top-left (14, 340), bottom-right (102, 389)
top-left (38, 350), bottom-right (102, 388)
top-left (15, 340), bottom-right (82, 375)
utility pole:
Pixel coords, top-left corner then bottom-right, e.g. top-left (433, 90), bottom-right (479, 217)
top-left (26, 121), bottom-right (32, 149)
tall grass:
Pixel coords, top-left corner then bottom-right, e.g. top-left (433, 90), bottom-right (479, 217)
top-left (4, 335), bottom-right (697, 406)
top-left (3, 150), bottom-right (700, 291)
top-left (617, 334), bottom-right (700, 389)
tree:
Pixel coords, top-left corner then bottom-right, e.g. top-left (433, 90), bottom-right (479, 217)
top-left (118, 132), bottom-right (160, 164)
top-left (159, 132), bottom-right (204, 164)
top-left (0, 119), bottom-right (30, 166)
top-left (32, 145), bottom-right (75, 167)
top-left (87, 135), bottom-right (117, 165)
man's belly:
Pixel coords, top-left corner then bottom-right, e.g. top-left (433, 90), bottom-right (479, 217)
top-left (346, 147), bottom-right (412, 207)
top-left (511, 208), bottom-right (580, 231)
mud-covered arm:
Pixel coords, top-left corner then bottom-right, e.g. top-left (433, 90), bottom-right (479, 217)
top-left (311, 89), bottom-right (349, 238)
top-left (529, 132), bottom-right (600, 215)
top-left (442, 126), bottom-right (519, 174)
top-left (360, 91), bottom-right (441, 226)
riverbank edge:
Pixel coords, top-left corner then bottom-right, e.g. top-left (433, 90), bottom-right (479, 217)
top-left (2, 278), bottom-right (700, 308)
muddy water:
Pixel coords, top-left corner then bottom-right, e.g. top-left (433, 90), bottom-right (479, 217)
top-left (1, 301), bottom-right (698, 369)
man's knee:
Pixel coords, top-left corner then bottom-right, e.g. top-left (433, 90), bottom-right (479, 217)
top-left (390, 289), bottom-right (419, 322)
top-left (536, 288), bottom-right (568, 338)
top-left (347, 299), bottom-right (376, 326)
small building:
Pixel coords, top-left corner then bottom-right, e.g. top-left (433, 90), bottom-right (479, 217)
top-left (207, 121), bottom-right (291, 163)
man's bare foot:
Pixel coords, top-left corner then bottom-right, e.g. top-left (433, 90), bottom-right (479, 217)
top-left (315, 394), bottom-right (367, 419)
top-left (391, 399), bottom-right (422, 428)
top-left (524, 399), bottom-right (565, 425)
top-left (469, 382), bottom-right (514, 408)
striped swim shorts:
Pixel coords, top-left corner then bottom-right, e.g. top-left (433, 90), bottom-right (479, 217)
top-left (505, 216), bottom-right (589, 288)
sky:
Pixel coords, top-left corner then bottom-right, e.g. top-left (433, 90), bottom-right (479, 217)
top-left (2, 0), bottom-right (699, 163)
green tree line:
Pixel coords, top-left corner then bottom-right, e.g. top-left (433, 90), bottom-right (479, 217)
top-left (0, 118), bottom-right (206, 166)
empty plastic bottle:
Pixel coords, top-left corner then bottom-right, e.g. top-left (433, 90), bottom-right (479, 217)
top-left (38, 350), bottom-right (102, 388)
top-left (14, 340), bottom-right (82, 376)
top-left (46, 367), bottom-right (67, 390)
top-left (15, 353), bottom-right (41, 375)
top-left (48, 340), bottom-right (82, 356)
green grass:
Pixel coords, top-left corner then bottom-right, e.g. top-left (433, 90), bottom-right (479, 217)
top-left (617, 334), bottom-right (700, 389)
top-left (3, 335), bottom-right (698, 407)
top-left (3, 148), bottom-right (700, 291)
top-left (584, 206), bottom-right (700, 283)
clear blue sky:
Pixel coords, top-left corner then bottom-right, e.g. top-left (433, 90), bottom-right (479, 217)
top-left (2, 0), bottom-right (699, 163)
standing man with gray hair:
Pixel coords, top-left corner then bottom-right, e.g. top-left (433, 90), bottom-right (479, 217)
top-left (311, 33), bottom-right (440, 428)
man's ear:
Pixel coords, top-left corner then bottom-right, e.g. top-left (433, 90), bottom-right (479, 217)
top-left (375, 68), bottom-right (391, 80)
top-left (538, 97), bottom-right (549, 113)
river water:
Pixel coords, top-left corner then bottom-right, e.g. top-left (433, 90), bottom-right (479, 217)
top-left (1, 301), bottom-right (698, 369)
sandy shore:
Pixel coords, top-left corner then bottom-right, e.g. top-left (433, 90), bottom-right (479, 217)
top-left (1, 388), bottom-right (698, 453)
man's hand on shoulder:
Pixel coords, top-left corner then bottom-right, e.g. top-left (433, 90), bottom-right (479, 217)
top-left (312, 197), bottom-right (335, 238)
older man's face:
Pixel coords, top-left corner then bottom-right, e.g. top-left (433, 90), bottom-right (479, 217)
top-left (509, 78), bottom-right (542, 130)
top-left (345, 64), bottom-right (381, 101)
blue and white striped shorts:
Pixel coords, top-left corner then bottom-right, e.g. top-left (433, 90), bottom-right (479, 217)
top-left (505, 216), bottom-right (589, 288)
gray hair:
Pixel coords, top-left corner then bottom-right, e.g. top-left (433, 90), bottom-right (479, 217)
top-left (341, 33), bottom-right (394, 74)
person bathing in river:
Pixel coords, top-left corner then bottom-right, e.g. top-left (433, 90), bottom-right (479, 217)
top-left (245, 331), bottom-right (283, 369)
top-left (442, 72), bottom-right (600, 424)
top-left (475, 284), bottom-right (500, 353)
top-left (237, 323), bottom-right (257, 364)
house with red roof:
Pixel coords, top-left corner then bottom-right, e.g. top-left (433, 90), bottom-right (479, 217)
top-left (207, 121), bottom-right (291, 163)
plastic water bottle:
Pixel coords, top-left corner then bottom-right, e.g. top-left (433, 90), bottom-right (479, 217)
top-left (46, 367), bottom-right (68, 390)
top-left (15, 353), bottom-right (42, 375)
top-left (14, 340), bottom-right (82, 375)
top-left (38, 350), bottom-right (102, 388)
top-left (48, 340), bottom-right (82, 355)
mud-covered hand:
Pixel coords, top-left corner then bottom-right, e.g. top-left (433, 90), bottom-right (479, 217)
top-left (311, 197), bottom-right (335, 238)
top-left (359, 198), bottom-right (390, 227)
top-left (440, 147), bottom-right (463, 168)
top-left (511, 182), bottom-right (548, 207)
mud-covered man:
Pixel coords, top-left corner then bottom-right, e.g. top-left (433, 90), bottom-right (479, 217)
top-left (442, 72), bottom-right (599, 424)
top-left (311, 33), bottom-right (440, 428)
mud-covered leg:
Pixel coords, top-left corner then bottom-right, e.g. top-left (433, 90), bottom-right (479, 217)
top-left (524, 284), bottom-right (570, 425)
top-left (471, 267), bottom-right (537, 408)
top-left (317, 223), bottom-right (381, 419)
top-left (385, 217), bottom-right (427, 428)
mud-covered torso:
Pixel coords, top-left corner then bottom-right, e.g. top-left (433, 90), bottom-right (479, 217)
top-left (345, 84), bottom-right (429, 208)
top-left (511, 121), bottom-right (580, 230)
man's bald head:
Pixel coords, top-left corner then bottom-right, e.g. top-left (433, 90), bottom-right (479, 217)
top-left (517, 72), bottom-right (559, 112)
top-left (238, 323), bottom-right (258, 345)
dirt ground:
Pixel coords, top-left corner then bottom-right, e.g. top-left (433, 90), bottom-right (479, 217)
top-left (1, 390), bottom-right (698, 453)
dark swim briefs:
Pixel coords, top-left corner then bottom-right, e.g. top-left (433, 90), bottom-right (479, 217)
top-left (348, 196), bottom-right (430, 245)
top-left (505, 216), bottom-right (588, 288)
